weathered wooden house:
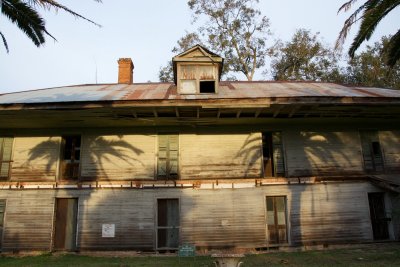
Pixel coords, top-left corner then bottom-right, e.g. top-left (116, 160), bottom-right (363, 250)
top-left (0, 45), bottom-right (399, 252)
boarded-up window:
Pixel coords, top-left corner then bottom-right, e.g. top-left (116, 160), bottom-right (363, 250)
top-left (157, 134), bottom-right (179, 179)
top-left (266, 196), bottom-right (288, 244)
top-left (262, 132), bottom-right (285, 177)
top-left (60, 136), bottom-right (81, 180)
top-left (360, 131), bottom-right (384, 172)
top-left (179, 65), bottom-right (216, 94)
top-left (0, 137), bottom-right (13, 180)
top-left (0, 200), bottom-right (6, 249)
top-left (157, 199), bottom-right (179, 250)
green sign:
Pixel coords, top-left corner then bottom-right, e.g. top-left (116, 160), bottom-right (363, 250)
top-left (178, 244), bottom-right (196, 257)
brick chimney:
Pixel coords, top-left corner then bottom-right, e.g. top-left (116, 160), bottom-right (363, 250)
top-left (118, 58), bottom-right (134, 84)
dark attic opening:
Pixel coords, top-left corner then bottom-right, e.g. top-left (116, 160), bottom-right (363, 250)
top-left (199, 81), bottom-right (215, 93)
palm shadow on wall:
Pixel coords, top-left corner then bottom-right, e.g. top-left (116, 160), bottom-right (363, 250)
top-left (27, 136), bottom-right (144, 182)
top-left (235, 133), bottom-right (262, 178)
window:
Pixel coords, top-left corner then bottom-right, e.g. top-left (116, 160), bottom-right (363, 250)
top-left (199, 81), bottom-right (215, 93)
top-left (266, 196), bottom-right (288, 244)
top-left (262, 132), bottom-right (285, 177)
top-left (0, 200), bottom-right (5, 249)
top-left (360, 131), bottom-right (384, 172)
top-left (179, 65), bottom-right (217, 94)
top-left (157, 199), bottom-right (180, 250)
top-left (60, 136), bottom-right (81, 180)
top-left (157, 134), bottom-right (179, 179)
top-left (0, 137), bottom-right (13, 180)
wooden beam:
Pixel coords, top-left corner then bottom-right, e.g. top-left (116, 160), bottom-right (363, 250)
top-left (217, 109), bottom-right (221, 118)
top-left (288, 105), bottom-right (301, 118)
top-left (175, 107), bottom-right (180, 118)
top-left (131, 110), bottom-right (137, 118)
top-left (236, 109), bottom-right (242, 118)
top-left (273, 106), bottom-right (284, 118)
top-left (152, 109), bottom-right (158, 118)
top-left (255, 108), bottom-right (263, 118)
top-left (197, 107), bottom-right (200, 118)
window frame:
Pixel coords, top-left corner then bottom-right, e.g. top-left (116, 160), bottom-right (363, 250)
top-left (59, 135), bottom-right (81, 181)
top-left (0, 137), bottom-right (14, 181)
top-left (157, 134), bottom-right (179, 180)
top-left (177, 64), bottom-right (218, 94)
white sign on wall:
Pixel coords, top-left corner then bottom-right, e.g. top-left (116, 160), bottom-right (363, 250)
top-left (102, 224), bottom-right (115, 238)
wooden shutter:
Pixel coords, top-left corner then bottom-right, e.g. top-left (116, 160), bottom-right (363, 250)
top-left (360, 131), bottom-right (384, 172)
top-left (0, 137), bottom-right (13, 179)
top-left (272, 132), bottom-right (285, 177)
top-left (157, 134), bottom-right (179, 179)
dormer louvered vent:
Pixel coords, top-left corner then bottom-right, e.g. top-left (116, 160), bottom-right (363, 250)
top-left (172, 45), bottom-right (224, 94)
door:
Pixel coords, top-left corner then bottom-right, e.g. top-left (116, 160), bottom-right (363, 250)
top-left (0, 200), bottom-right (6, 250)
top-left (157, 199), bottom-right (179, 250)
top-left (368, 193), bottom-right (389, 240)
top-left (266, 196), bottom-right (288, 244)
top-left (54, 198), bottom-right (78, 250)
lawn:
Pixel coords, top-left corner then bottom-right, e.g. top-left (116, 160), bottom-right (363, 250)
top-left (0, 243), bottom-right (399, 267)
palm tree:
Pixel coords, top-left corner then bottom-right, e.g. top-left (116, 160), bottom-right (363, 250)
top-left (1, 0), bottom-right (100, 52)
top-left (336, 0), bottom-right (400, 67)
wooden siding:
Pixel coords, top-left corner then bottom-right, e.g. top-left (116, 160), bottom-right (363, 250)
top-left (379, 131), bottom-right (400, 173)
top-left (0, 182), bottom-right (381, 251)
top-left (285, 131), bottom-right (364, 177)
top-left (80, 135), bottom-right (156, 180)
top-left (179, 133), bottom-right (262, 179)
top-left (11, 137), bottom-right (60, 182)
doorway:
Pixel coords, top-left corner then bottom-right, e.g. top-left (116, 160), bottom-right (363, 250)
top-left (266, 196), bottom-right (288, 244)
top-left (368, 193), bottom-right (389, 240)
top-left (54, 198), bottom-right (78, 250)
top-left (157, 199), bottom-right (179, 250)
top-left (0, 200), bottom-right (6, 250)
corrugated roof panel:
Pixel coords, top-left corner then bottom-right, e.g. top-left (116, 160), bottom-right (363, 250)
top-left (0, 82), bottom-right (399, 105)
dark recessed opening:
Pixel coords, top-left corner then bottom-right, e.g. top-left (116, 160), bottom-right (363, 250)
top-left (199, 81), bottom-right (215, 93)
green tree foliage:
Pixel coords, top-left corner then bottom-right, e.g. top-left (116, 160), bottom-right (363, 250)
top-left (343, 36), bottom-right (400, 89)
top-left (336, 0), bottom-right (400, 67)
top-left (158, 32), bottom-right (203, 82)
top-left (269, 29), bottom-right (343, 82)
top-left (188, 0), bottom-right (270, 81)
top-left (1, 0), bottom-right (100, 52)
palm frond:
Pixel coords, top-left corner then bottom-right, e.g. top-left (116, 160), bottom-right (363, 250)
top-left (1, 0), bottom-right (51, 46)
top-left (386, 30), bottom-right (400, 67)
top-left (0, 31), bottom-right (10, 52)
top-left (338, 0), bottom-right (360, 13)
top-left (349, 0), bottom-right (400, 57)
top-left (335, 0), bottom-right (373, 49)
top-left (27, 0), bottom-right (101, 27)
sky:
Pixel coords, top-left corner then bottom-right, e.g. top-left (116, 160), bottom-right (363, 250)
top-left (0, 0), bottom-right (399, 94)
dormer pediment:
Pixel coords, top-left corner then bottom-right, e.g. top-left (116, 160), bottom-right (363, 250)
top-left (172, 45), bottom-right (224, 94)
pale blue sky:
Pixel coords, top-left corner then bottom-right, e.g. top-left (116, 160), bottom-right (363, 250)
top-left (0, 0), bottom-right (399, 93)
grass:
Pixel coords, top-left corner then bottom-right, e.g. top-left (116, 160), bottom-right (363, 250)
top-left (0, 243), bottom-right (399, 267)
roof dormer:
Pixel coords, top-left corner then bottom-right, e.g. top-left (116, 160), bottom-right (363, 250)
top-left (173, 45), bottom-right (224, 94)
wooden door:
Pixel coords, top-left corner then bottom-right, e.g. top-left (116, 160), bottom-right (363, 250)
top-left (368, 193), bottom-right (389, 240)
top-left (266, 196), bottom-right (287, 244)
top-left (0, 200), bottom-right (6, 250)
top-left (54, 198), bottom-right (78, 250)
top-left (157, 199), bottom-right (179, 250)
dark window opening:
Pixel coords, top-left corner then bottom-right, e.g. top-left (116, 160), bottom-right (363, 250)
top-left (360, 131), bottom-right (384, 173)
top-left (262, 132), bottom-right (285, 177)
top-left (60, 136), bottom-right (81, 180)
top-left (199, 81), bottom-right (215, 93)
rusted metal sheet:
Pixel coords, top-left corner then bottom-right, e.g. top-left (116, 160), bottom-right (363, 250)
top-left (1, 82), bottom-right (400, 105)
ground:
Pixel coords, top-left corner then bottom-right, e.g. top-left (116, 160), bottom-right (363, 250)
top-left (0, 243), bottom-right (399, 266)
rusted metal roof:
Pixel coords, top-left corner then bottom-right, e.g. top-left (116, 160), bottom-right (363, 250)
top-left (0, 82), bottom-right (399, 105)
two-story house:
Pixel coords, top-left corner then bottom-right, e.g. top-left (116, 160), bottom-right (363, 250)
top-left (0, 45), bottom-right (399, 252)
